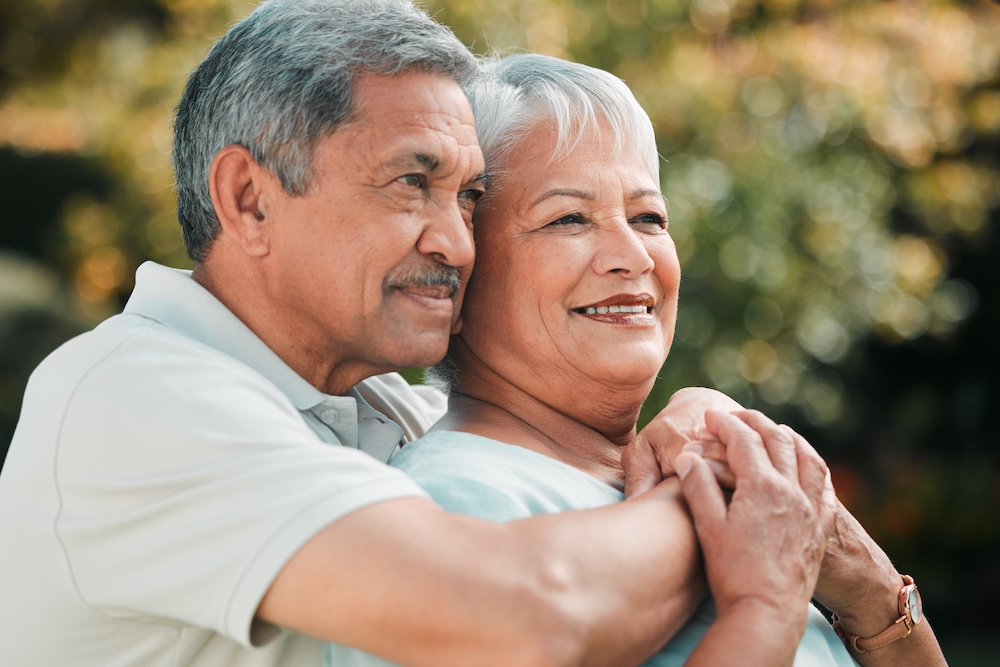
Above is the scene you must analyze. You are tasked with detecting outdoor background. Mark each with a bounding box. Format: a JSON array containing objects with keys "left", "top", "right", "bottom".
[{"left": 0, "top": 0, "right": 997, "bottom": 662}]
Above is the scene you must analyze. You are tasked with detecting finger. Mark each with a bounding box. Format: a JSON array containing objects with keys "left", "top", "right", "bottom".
[
  {"left": 783, "top": 425, "right": 829, "bottom": 507},
  {"left": 623, "top": 436, "right": 664, "bottom": 499},
  {"left": 818, "top": 468, "right": 838, "bottom": 539},
  {"left": 675, "top": 452, "right": 727, "bottom": 537},
  {"left": 687, "top": 437, "right": 725, "bottom": 462},
  {"left": 735, "top": 410, "right": 798, "bottom": 480},
  {"left": 703, "top": 409, "right": 770, "bottom": 479},
  {"left": 683, "top": 441, "right": 736, "bottom": 490}
]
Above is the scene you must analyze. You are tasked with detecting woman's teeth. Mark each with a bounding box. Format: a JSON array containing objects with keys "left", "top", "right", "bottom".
[{"left": 580, "top": 305, "right": 649, "bottom": 315}]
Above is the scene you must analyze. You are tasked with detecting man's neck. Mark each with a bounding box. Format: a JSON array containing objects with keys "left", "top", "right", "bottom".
[{"left": 191, "top": 260, "right": 376, "bottom": 396}]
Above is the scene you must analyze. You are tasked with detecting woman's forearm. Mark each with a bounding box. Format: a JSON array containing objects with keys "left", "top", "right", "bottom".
[
  {"left": 815, "top": 502, "right": 948, "bottom": 667},
  {"left": 683, "top": 598, "right": 806, "bottom": 667}
]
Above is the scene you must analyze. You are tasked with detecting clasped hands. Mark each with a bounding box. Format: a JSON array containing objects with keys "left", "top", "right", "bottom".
[{"left": 624, "top": 388, "right": 904, "bottom": 643}]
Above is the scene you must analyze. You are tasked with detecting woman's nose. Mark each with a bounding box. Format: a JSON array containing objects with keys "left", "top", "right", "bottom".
[{"left": 592, "top": 221, "right": 655, "bottom": 277}]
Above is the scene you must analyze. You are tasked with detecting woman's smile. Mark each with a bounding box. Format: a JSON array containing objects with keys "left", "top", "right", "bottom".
[{"left": 571, "top": 293, "right": 655, "bottom": 323}]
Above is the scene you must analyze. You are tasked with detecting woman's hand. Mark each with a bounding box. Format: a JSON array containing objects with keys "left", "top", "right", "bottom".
[
  {"left": 674, "top": 409, "right": 838, "bottom": 667},
  {"left": 684, "top": 415, "right": 948, "bottom": 667},
  {"left": 623, "top": 388, "right": 740, "bottom": 498},
  {"left": 677, "top": 409, "right": 837, "bottom": 615}
]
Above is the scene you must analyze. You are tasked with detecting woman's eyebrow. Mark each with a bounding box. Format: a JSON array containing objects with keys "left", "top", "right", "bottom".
[
  {"left": 530, "top": 188, "right": 596, "bottom": 208},
  {"left": 628, "top": 188, "right": 663, "bottom": 200}
]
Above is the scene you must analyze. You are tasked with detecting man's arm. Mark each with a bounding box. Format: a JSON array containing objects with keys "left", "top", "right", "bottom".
[{"left": 258, "top": 478, "right": 702, "bottom": 667}]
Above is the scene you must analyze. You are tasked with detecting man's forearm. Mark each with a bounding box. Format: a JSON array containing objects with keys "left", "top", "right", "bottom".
[
  {"left": 509, "top": 477, "right": 704, "bottom": 667},
  {"left": 259, "top": 479, "right": 703, "bottom": 667}
]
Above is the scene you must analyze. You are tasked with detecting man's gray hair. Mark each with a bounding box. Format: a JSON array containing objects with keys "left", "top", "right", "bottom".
[
  {"left": 426, "top": 53, "right": 661, "bottom": 394},
  {"left": 172, "top": 0, "right": 477, "bottom": 261}
]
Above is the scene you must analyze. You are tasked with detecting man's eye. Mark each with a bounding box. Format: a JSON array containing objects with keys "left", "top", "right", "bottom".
[
  {"left": 397, "top": 174, "right": 426, "bottom": 188},
  {"left": 630, "top": 213, "right": 667, "bottom": 229},
  {"left": 459, "top": 188, "right": 485, "bottom": 203}
]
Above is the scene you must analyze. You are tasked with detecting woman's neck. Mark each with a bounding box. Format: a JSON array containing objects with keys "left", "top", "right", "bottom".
[{"left": 431, "top": 342, "right": 650, "bottom": 490}]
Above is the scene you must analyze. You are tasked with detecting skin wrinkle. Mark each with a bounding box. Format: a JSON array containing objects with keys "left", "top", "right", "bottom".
[
  {"left": 197, "top": 70, "right": 485, "bottom": 396},
  {"left": 443, "top": 117, "right": 679, "bottom": 487},
  {"left": 499, "top": 164, "right": 668, "bottom": 394}
]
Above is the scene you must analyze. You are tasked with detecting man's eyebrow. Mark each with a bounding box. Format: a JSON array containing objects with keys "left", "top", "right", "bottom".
[
  {"left": 385, "top": 152, "right": 441, "bottom": 172},
  {"left": 466, "top": 173, "right": 489, "bottom": 188},
  {"left": 414, "top": 153, "right": 440, "bottom": 170},
  {"left": 530, "top": 188, "right": 596, "bottom": 208}
]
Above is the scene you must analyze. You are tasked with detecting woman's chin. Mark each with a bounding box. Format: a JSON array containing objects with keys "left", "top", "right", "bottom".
[{"left": 583, "top": 354, "right": 664, "bottom": 391}]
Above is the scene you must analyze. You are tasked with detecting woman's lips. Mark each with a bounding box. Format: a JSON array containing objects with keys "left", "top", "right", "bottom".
[{"left": 571, "top": 293, "right": 655, "bottom": 316}]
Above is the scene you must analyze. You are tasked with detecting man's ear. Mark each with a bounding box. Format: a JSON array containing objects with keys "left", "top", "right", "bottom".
[{"left": 208, "top": 144, "right": 273, "bottom": 258}]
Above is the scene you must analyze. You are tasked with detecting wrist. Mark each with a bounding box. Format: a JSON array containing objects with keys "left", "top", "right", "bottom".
[
  {"left": 815, "top": 503, "right": 900, "bottom": 633},
  {"left": 718, "top": 596, "right": 809, "bottom": 656},
  {"left": 833, "top": 575, "right": 924, "bottom": 654},
  {"left": 826, "top": 571, "right": 900, "bottom": 638}
]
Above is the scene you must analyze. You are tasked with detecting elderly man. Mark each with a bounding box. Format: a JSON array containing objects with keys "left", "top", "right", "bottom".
[{"left": 0, "top": 1, "right": 727, "bottom": 666}]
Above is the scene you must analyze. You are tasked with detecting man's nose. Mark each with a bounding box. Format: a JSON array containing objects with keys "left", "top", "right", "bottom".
[
  {"left": 593, "top": 221, "right": 655, "bottom": 278},
  {"left": 416, "top": 198, "right": 475, "bottom": 269}
]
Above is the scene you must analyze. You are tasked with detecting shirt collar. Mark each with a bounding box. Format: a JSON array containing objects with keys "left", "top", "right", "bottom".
[{"left": 122, "top": 262, "right": 404, "bottom": 459}]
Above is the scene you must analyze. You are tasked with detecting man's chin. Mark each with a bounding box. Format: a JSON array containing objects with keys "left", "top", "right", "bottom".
[{"left": 373, "top": 333, "right": 452, "bottom": 374}]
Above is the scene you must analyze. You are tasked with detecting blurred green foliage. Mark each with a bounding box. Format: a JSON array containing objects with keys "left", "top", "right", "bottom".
[{"left": 1, "top": 0, "right": 998, "bottom": 655}]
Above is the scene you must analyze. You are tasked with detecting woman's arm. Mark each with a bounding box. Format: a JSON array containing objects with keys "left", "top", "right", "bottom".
[
  {"left": 813, "top": 501, "right": 947, "bottom": 667},
  {"left": 674, "top": 410, "right": 838, "bottom": 667},
  {"left": 666, "top": 411, "right": 948, "bottom": 667}
]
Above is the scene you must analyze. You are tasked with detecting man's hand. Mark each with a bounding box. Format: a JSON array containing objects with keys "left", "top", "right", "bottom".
[{"left": 624, "top": 388, "right": 741, "bottom": 498}]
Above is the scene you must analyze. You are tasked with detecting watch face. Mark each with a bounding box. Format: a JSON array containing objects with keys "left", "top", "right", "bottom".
[{"left": 907, "top": 587, "right": 922, "bottom": 625}]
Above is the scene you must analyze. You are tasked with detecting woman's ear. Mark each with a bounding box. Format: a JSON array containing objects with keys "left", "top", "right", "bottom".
[{"left": 208, "top": 144, "right": 272, "bottom": 258}]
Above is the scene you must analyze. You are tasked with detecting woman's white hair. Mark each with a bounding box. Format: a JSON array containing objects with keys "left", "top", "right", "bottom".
[
  {"left": 426, "top": 53, "right": 661, "bottom": 394},
  {"left": 468, "top": 53, "right": 660, "bottom": 186}
]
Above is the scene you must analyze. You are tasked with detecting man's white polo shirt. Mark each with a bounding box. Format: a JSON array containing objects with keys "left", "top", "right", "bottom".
[{"left": 0, "top": 262, "right": 445, "bottom": 667}]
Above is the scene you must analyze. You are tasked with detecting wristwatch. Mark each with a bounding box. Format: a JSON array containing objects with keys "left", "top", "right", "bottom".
[{"left": 832, "top": 575, "right": 922, "bottom": 653}]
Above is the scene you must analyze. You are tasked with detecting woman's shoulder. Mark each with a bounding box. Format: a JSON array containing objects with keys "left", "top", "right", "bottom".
[{"left": 389, "top": 430, "right": 623, "bottom": 521}]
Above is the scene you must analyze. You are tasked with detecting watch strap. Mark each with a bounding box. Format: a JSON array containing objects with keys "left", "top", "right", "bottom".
[{"left": 832, "top": 575, "right": 918, "bottom": 654}]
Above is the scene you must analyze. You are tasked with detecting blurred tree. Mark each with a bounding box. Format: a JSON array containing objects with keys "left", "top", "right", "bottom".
[{"left": 1, "top": 0, "right": 998, "bottom": 656}]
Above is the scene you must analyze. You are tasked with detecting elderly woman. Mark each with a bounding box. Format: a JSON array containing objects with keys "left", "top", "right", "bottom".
[{"left": 325, "top": 55, "right": 946, "bottom": 667}]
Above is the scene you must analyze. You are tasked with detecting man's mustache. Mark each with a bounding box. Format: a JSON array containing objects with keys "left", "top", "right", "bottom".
[{"left": 383, "top": 263, "right": 463, "bottom": 296}]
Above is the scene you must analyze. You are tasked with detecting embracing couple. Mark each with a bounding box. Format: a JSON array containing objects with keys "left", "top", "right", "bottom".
[{"left": 0, "top": 2, "right": 947, "bottom": 667}]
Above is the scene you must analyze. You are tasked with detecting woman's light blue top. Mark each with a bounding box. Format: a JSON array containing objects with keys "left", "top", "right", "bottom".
[{"left": 323, "top": 430, "right": 858, "bottom": 667}]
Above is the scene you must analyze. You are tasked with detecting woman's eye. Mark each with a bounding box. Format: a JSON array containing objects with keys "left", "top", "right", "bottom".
[
  {"left": 631, "top": 213, "right": 667, "bottom": 229},
  {"left": 548, "top": 213, "right": 585, "bottom": 226}
]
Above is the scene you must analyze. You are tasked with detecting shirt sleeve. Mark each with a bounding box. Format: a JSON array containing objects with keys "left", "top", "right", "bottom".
[{"left": 53, "top": 333, "right": 428, "bottom": 648}]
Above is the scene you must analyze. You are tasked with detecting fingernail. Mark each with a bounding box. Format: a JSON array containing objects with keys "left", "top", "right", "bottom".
[
  {"left": 706, "top": 459, "right": 725, "bottom": 477},
  {"left": 683, "top": 443, "right": 703, "bottom": 456},
  {"left": 675, "top": 454, "right": 693, "bottom": 479}
]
